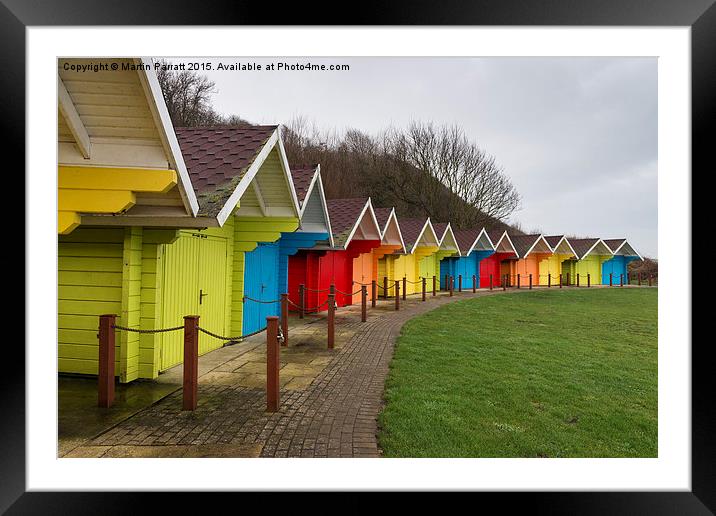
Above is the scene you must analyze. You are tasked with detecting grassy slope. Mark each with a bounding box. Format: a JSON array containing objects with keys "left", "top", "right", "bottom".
[{"left": 378, "top": 288, "right": 658, "bottom": 457}]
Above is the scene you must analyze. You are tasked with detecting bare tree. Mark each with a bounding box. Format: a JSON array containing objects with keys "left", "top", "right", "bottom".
[
  {"left": 384, "top": 121, "right": 521, "bottom": 228},
  {"left": 155, "top": 59, "right": 249, "bottom": 127}
]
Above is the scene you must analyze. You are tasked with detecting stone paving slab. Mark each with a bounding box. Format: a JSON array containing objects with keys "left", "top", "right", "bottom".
[{"left": 74, "top": 288, "right": 524, "bottom": 458}]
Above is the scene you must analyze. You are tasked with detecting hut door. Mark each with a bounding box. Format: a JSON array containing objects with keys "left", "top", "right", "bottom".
[
  {"left": 159, "top": 232, "right": 228, "bottom": 371},
  {"left": 197, "top": 236, "right": 228, "bottom": 355},
  {"left": 243, "top": 242, "right": 280, "bottom": 335}
]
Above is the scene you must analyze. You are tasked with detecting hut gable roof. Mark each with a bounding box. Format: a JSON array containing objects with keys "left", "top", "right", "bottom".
[
  {"left": 508, "top": 234, "right": 551, "bottom": 258},
  {"left": 326, "top": 197, "right": 380, "bottom": 249},
  {"left": 374, "top": 207, "right": 406, "bottom": 251},
  {"left": 603, "top": 238, "right": 643, "bottom": 260},
  {"left": 398, "top": 217, "right": 438, "bottom": 253},
  {"left": 290, "top": 164, "right": 320, "bottom": 208},
  {"left": 567, "top": 238, "right": 612, "bottom": 259},
  {"left": 454, "top": 228, "right": 494, "bottom": 255},
  {"left": 544, "top": 235, "right": 577, "bottom": 256},
  {"left": 489, "top": 230, "right": 517, "bottom": 254},
  {"left": 175, "top": 125, "right": 299, "bottom": 224},
  {"left": 373, "top": 207, "right": 394, "bottom": 233}
]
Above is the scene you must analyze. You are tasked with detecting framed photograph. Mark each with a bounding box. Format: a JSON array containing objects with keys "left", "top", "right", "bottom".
[{"left": 8, "top": 0, "right": 707, "bottom": 511}]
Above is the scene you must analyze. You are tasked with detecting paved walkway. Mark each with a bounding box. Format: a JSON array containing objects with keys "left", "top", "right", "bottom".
[{"left": 64, "top": 286, "right": 616, "bottom": 458}]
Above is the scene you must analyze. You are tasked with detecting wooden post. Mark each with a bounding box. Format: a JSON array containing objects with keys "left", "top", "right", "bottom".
[
  {"left": 432, "top": 276, "right": 436, "bottom": 297},
  {"left": 577, "top": 273, "right": 580, "bottom": 287},
  {"left": 422, "top": 277, "right": 426, "bottom": 302},
  {"left": 383, "top": 277, "right": 388, "bottom": 300},
  {"left": 458, "top": 274, "right": 462, "bottom": 292},
  {"left": 266, "top": 316, "right": 280, "bottom": 412},
  {"left": 490, "top": 274, "right": 493, "bottom": 291},
  {"left": 361, "top": 286, "right": 367, "bottom": 322},
  {"left": 609, "top": 273, "right": 613, "bottom": 287},
  {"left": 559, "top": 274, "right": 563, "bottom": 288},
  {"left": 472, "top": 274, "right": 476, "bottom": 293},
  {"left": 548, "top": 273, "right": 551, "bottom": 288},
  {"left": 97, "top": 314, "right": 116, "bottom": 408},
  {"left": 620, "top": 274, "right": 624, "bottom": 287},
  {"left": 182, "top": 315, "right": 199, "bottom": 411},
  {"left": 327, "top": 287, "right": 335, "bottom": 349},
  {"left": 395, "top": 281, "right": 400, "bottom": 311},
  {"left": 638, "top": 272, "right": 642, "bottom": 286},
  {"left": 402, "top": 276, "right": 407, "bottom": 300},
  {"left": 298, "top": 284, "right": 305, "bottom": 319},
  {"left": 587, "top": 273, "right": 591, "bottom": 288},
  {"left": 371, "top": 280, "right": 377, "bottom": 307},
  {"left": 648, "top": 274, "right": 653, "bottom": 287},
  {"left": 529, "top": 274, "right": 532, "bottom": 290},
  {"left": 517, "top": 274, "right": 521, "bottom": 289},
  {"left": 449, "top": 276, "right": 454, "bottom": 297},
  {"left": 566, "top": 272, "right": 571, "bottom": 287},
  {"left": 280, "top": 294, "right": 289, "bottom": 347},
  {"left": 502, "top": 274, "right": 506, "bottom": 291}
]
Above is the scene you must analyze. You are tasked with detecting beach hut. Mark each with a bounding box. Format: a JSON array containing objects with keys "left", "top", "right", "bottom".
[
  {"left": 173, "top": 126, "right": 300, "bottom": 340},
  {"left": 288, "top": 198, "right": 382, "bottom": 310},
  {"left": 504, "top": 234, "right": 553, "bottom": 287},
  {"left": 479, "top": 230, "right": 518, "bottom": 287},
  {"left": 58, "top": 59, "right": 301, "bottom": 382},
  {"left": 358, "top": 207, "right": 406, "bottom": 303},
  {"left": 441, "top": 228, "right": 495, "bottom": 289},
  {"left": 378, "top": 217, "right": 440, "bottom": 296},
  {"left": 431, "top": 223, "right": 461, "bottom": 289},
  {"left": 538, "top": 235, "right": 577, "bottom": 285},
  {"left": 601, "top": 239, "right": 643, "bottom": 285},
  {"left": 561, "top": 238, "right": 614, "bottom": 285},
  {"left": 58, "top": 57, "right": 201, "bottom": 382},
  {"left": 278, "top": 164, "right": 333, "bottom": 313}
]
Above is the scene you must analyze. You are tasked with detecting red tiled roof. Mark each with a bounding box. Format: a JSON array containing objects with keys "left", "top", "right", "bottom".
[
  {"left": 373, "top": 207, "right": 394, "bottom": 233},
  {"left": 326, "top": 198, "right": 370, "bottom": 248},
  {"left": 398, "top": 217, "right": 431, "bottom": 251},
  {"left": 290, "top": 164, "right": 319, "bottom": 208},
  {"left": 453, "top": 228, "right": 483, "bottom": 255},
  {"left": 508, "top": 234, "right": 544, "bottom": 258},
  {"left": 175, "top": 125, "right": 277, "bottom": 216},
  {"left": 602, "top": 238, "right": 627, "bottom": 253}
]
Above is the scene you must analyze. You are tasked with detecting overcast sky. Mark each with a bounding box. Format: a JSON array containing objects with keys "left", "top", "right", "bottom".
[{"left": 168, "top": 57, "right": 657, "bottom": 258}]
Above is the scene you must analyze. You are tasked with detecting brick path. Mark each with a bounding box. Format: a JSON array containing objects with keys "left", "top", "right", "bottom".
[{"left": 75, "top": 288, "right": 540, "bottom": 458}]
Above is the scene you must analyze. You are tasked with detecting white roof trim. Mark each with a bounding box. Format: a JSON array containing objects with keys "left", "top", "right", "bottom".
[
  {"left": 547, "top": 235, "right": 578, "bottom": 257},
  {"left": 410, "top": 218, "right": 439, "bottom": 254},
  {"left": 275, "top": 127, "right": 302, "bottom": 218},
  {"left": 465, "top": 228, "right": 495, "bottom": 255},
  {"left": 579, "top": 238, "right": 612, "bottom": 260},
  {"left": 340, "top": 198, "right": 382, "bottom": 250},
  {"left": 305, "top": 168, "right": 334, "bottom": 248},
  {"left": 609, "top": 239, "right": 644, "bottom": 261},
  {"left": 438, "top": 223, "right": 461, "bottom": 256},
  {"left": 137, "top": 57, "right": 199, "bottom": 217},
  {"left": 382, "top": 208, "right": 407, "bottom": 254},
  {"left": 215, "top": 129, "right": 300, "bottom": 226},
  {"left": 493, "top": 231, "right": 517, "bottom": 255},
  {"left": 522, "top": 234, "right": 552, "bottom": 258}
]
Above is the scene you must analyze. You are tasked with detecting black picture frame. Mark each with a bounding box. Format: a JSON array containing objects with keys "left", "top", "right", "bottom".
[{"left": 5, "top": 0, "right": 708, "bottom": 512}]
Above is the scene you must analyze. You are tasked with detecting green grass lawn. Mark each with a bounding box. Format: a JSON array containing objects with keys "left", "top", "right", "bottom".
[{"left": 378, "top": 288, "right": 657, "bottom": 458}]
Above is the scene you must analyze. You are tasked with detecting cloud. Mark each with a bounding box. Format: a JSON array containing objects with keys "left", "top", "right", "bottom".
[{"left": 167, "top": 56, "right": 658, "bottom": 257}]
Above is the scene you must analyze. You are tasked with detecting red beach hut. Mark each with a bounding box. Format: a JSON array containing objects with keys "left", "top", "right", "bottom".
[{"left": 288, "top": 197, "right": 381, "bottom": 311}]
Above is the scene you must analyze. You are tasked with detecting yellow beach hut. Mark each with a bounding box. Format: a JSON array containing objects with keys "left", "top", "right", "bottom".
[
  {"left": 378, "top": 216, "right": 440, "bottom": 296},
  {"left": 539, "top": 235, "right": 578, "bottom": 285},
  {"left": 561, "top": 238, "right": 614, "bottom": 285},
  {"left": 58, "top": 58, "right": 300, "bottom": 383}
]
